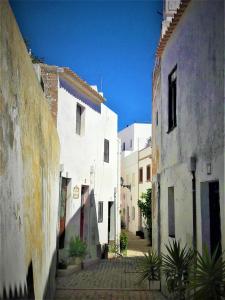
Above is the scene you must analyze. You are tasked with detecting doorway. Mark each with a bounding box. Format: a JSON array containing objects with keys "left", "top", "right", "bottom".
[
  {"left": 59, "top": 177, "right": 71, "bottom": 249},
  {"left": 80, "top": 185, "right": 89, "bottom": 241},
  {"left": 108, "top": 201, "right": 114, "bottom": 242},
  {"left": 201, "top": 180, "right": 221, "bottom": 257},
  {"left": 209, "top": 181, "right": 221, "bottom": 257}
]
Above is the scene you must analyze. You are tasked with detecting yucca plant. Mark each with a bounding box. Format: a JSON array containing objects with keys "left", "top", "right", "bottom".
[
  {"left": 189, "top": 246, "right": 225, "bottom": 299},
  {"left": 162, "top": 240, "right": 194, "bottom": 299},
  {"left": 136, "top": 250, "right": 161, "bottom": 290}
]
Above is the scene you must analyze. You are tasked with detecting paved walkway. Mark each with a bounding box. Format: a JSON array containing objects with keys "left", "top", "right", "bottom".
[{"left": 55, "top": 232, "right": 165, "bottom": 299}]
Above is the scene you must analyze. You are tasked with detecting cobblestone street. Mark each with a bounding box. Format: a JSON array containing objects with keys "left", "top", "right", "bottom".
[{"left": 55, "top": 233, "right": 166, "bottom": 299}]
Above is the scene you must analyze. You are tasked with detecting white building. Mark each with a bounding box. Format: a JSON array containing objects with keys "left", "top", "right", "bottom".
[
  {"left": 40, "top": 64, "right": 121, "bottom": 259},
  {"left": 118, "top": 124, "right": 152, "bottom": 236},
  {"left": 152, "top": 0, "right": 224, "bottom": 294}
]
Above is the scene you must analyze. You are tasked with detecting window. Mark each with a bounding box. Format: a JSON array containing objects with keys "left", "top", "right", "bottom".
[
  {"left": 168, "top": 66, "right": 177, "bottom": 132},
  {"left": 156, "top": 111, "right": 158, "bottom": 126},
  {"left": 130, "top": 139, "right": 132, "bottom": 148},
  {"left": 132, "top": 207, "right": 135, "bottom": 220},
  {"left": 98, "top": 201, "right": 103, "bottom": 223},
  {"left": 104, "top": 139, "right": 109, "bottom": 163},
  {"left": 76, "top": 103, "right": 85, "bottom": 135},
  {"left": 139, "top": 168, "right": 143, "bottom": 183},
  {"left": 146, "top": 165, "right": 151, "bottom": 181},
  {"left": 168, "top": 187, "right": 175, "bottom": 237},
  {"left": 122, "top": 142, "right": 125, "bottom": 151}
]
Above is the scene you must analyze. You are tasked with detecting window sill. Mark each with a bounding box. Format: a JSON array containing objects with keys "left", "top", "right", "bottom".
[
  {"left": 167, "top": 125, "right": 177, "bottom": 134},
  {"left": 169, "top": 234, "right": 175, "bottom": 238}
]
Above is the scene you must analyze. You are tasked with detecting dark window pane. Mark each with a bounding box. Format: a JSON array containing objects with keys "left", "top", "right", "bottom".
[
  {"left": 104, "top": 139, "right": 109, "bottom": 163},
  {"left": 98, "top": 201, "right": 103, "bottom": 223},
  {"left": 168, "top": 187, "right": 175, "bottom": 237}
]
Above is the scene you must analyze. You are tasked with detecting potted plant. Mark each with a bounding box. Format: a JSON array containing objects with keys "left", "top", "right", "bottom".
[
  {"left": 162, "top": 240, "right": 194, "bottom": 299},
  {"left": 120, "top": 231, "right": 128, "bottom": 256},
  {"left": 68, "top": 236, "right": 87, "bottom": 265},
  {"left": 188, "top": 246, "right": 225, "bottom": 299},
  {"left": 136, "top": 250, "right": 161, "bottom": 290}
]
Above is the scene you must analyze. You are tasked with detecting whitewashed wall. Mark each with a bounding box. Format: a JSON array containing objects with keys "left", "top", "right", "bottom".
[{"left": 57, "top": 82, "right": 119, "bottom": 257}]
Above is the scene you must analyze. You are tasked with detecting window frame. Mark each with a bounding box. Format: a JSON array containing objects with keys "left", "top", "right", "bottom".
[
  {"left": 76, "top": 103, "right": 85, "bottom": 135},
  {"left": 146, "top": 165, "right": 151, "bottom": 182},
  {"left": 98, "top": 201, "right": 103, "bottom": 223},
  {"left": 168, "top": 186, "right": 175, "bottom": 238},
  {"left": 139, "top": 167, "right": 143, "bottom": 183},
  {"left": 167, "top": 65, "right": 177, "bottom": 133},
  {"left": 104, "top": 139, "right": 109, "bottom": 163}
]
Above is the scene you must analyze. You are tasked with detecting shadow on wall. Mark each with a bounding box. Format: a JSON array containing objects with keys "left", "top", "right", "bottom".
[
  {"left": 1, "top": 190, "right": 101, "bottom": 300},
  {"left": 59, "top": 188, "right": 101, "bottom": 260},
  {"left": 1, "top": 247, "right": 58, "bottom": 300}
]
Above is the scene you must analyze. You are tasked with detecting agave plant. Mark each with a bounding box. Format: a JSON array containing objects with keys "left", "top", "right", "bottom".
[
  {"left": 162, "top": 240, "right": 194, "bottom": 299},
  {"left": 136, "top": 250, "right": 161, "bottom": 290},
  {"left": 189, "top": 246, "right": 225, "bottom": 299}
]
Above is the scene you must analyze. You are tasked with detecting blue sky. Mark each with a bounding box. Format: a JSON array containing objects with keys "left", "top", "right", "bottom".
[{"left": 10, "top": 0, "right": 162, "bottom": 131}]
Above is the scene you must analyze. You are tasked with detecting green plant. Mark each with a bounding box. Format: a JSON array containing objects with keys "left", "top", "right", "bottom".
[
  {"left": 189, "top": 246, "right": 225, "bottom": 299},
  {"left": 68, "top": 236, "right": 87, "bottom": 258},
  {"left": 162, "top": 240, "right": 194, "bottom": 299},
  {"left": 120, "top": 231, "right": 128, "bottom": 252},
  {"left": 137, "top": 250, "right": 161, "bottom": 290},
  {"left": 138, "top": 188, "right": 152, "bottom": 244}
]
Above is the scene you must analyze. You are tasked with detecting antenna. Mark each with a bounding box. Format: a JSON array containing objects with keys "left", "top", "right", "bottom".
[{"left": 100, "top": 76, "right": 103, "bottom": 92}]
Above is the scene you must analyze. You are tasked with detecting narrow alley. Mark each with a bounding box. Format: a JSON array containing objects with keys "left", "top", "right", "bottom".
[{"left": 55, "top": 232, "right": 165, "bottom": 300}]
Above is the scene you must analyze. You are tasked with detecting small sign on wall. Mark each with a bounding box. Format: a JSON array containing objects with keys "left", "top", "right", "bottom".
[{"left": 73, "top": 185, "right": 79, "bottom": 199}]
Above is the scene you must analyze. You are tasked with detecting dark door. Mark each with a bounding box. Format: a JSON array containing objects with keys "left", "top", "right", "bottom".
[
  {"left": 80, "top": 185, "right": 89, "bottom": 241},
  {"left": 209, "top": 181, "right": 221, "bottom": 257},
  {"left": 108, "top": 202, "right": 113, "bottom": 242},
  {"left": 59, "top": 177, "right": 69, "bottom": 248}
]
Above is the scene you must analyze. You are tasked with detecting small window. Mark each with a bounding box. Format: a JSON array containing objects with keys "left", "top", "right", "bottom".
[
  {"left": 76, "top": 103, "right": 85, "bottom": 135},
  {"left": 168, "top": 187, "right": 175, "bottom": 237},
  {"left": 139, "top": 168, "right": 143, "bottom": 183},
  {"left": 130, "top": 139, "right": 132, "bottom": 148},
  {"left": 98, "top": 201, "right": 103, "bottom": 223},
  {"left": 146, "top": 165, "right": 151, "bottom": 181},
  {"left": 168, "top": 66, "right": 177, "bottom": 132},
  {"left": 122, "top": 142, "right": 125, "bottom": 151},
  {"left": 132, "top": 207, "right": 135, "bottom": 220},
  {"left": 104, "top": 139, "right": 109, "bottom": 163},
  {"left": 156, "top": 111, "right": 158, "bottom": 126}
]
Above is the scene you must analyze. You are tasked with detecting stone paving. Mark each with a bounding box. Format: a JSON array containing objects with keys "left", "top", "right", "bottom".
[{"left": 55, "top": 232, "right": 166, "bottom": 299}]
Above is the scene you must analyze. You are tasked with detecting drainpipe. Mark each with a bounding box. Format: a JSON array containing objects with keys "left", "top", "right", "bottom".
[{"left": 190, "top": 156, "right": 197, "bottom": 251}]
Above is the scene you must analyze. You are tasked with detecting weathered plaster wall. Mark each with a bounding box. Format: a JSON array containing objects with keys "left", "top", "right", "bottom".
[
  {"left": 152, "top": 0, "right": 224, "bottom": 292},
  {"left": 0, "top": 2, "right": 60, "bottom": 299}
]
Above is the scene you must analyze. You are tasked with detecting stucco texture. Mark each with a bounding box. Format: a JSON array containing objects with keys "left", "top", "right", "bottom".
[{"left": 0, "top": 2, "right": 60, "bottom": 299}]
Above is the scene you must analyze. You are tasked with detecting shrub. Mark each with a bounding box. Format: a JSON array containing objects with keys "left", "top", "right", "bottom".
[
  {"left": 162, "top": 240, "right": 194, "bottom": 300},
  {"left": 189, "top": 246, "right": 225, "bottom": 299},
  {"left": 120, "top": 231, "right": 128, "bottom": 252},
  {"left": 68, "top": 236, "right": 87, "bottom": 258},
  {"left": 137, "top": 250, "right": 161, "bottom": 289},
  {"left": 138, "top": 188, "right": 152, "bottom": 244}
]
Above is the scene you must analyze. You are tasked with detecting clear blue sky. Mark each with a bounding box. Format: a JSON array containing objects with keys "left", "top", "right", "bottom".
[{"left": 10, "top": 0, "right": 162, "bottom": 131}]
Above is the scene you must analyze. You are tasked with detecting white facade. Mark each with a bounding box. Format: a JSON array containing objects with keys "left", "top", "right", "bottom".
[
  {"left": 119, "top": 124, "right": 152, "bottom": 235},
  {"left": 118, "top": 123, "right": 152, "bottom": 157},
  {"left": 41, "top": 65, "right": 120, "bottom": 259}
]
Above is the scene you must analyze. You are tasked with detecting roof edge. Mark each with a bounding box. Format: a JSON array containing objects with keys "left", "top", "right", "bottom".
[{"left": 156, "top": 0, "right": 192, "bottom": 57}]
